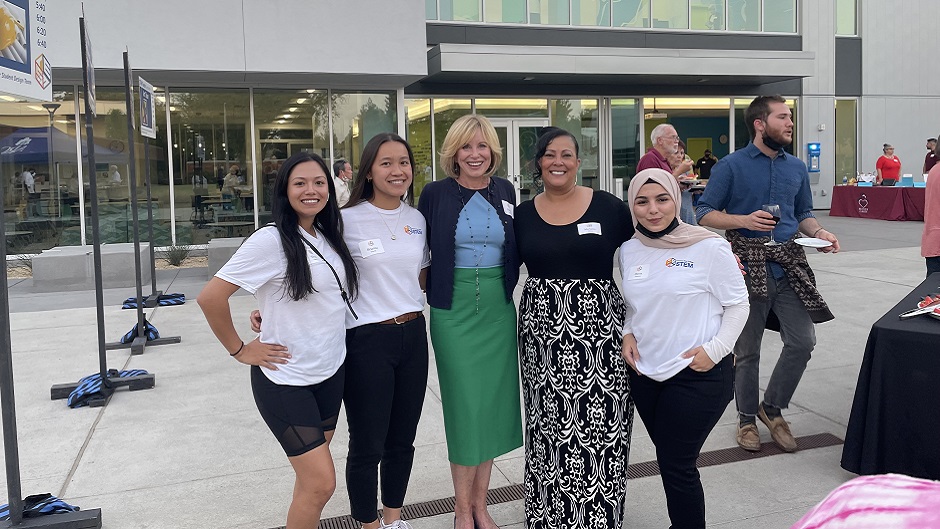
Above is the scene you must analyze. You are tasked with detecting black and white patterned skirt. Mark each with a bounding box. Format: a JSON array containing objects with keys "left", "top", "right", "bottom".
[{"left": 518, "top": 277, "right": 634, "bottom": 529}]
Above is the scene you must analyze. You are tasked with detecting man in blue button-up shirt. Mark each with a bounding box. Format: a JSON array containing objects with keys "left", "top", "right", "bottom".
[{"left": 696, "top": 95, "right": 839, "bottom": 454}]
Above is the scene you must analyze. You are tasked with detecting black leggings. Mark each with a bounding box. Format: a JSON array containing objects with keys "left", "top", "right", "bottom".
[
  {"left": 344, "top": 315, "right": 429, "bottom": 523},
  {"left": 250, "top": 365, "right": 344, "bottom": 457},
  {"left": 629, "top": 355, "right": 733, "bottom": 529}
]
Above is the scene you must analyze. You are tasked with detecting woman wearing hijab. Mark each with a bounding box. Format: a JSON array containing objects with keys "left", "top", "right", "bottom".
[
  {"left": 619, "top": 168, "right": 749, "bottom": 529},
  {"left": 515, "top": 127, "right": 635, "bottom": 529}
]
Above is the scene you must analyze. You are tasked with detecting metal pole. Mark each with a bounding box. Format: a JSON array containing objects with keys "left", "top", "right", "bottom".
[
  {"left": 0, "top": 151, "right": 23, "bottom": 526},
  {"left": 81, "top": 18, "right": 109, "bottom": 384},
  {"left": 144, "top": 138, "right": 157, "bottom": 295},
  {"left": 122, "top": 51, "right": 145, "bottom": 338}
]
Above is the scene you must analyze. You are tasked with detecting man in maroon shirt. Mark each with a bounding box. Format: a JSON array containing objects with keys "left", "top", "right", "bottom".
[
  {"left": 924, "top": 138, "right": 938, "bottom": 174},
  {"left": 638, "top": 123, "right": 693, "bottom": 177}
]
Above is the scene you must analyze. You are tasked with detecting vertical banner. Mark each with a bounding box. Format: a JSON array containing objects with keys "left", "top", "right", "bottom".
[
  {"left": 79, "top": 15, "right": 95, "bottom": 116},
  {"left": 139, "top": 76, "right": 156, "bottom": 139},
  {"left": 0, "top": 0, "right": 51, "bottom": 101}
]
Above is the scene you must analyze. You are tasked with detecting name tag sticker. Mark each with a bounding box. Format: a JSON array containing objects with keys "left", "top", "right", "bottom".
[
  {"left": 502, "top": 200, "right": 514, "bottom": 218},
  {"left": 358, "top": 239, "right": 385, "bottom": 258},
  {"left": 628, "top": 265, "right": 649, "bottom": 280},
  {"left": 577, "top": 222, "right": 602, "bottom": 236}
]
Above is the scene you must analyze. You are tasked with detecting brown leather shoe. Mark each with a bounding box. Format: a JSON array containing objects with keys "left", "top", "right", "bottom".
[
  {"left": 758, "top": 405, "right": 798, "bottom": 452},
  {"left": 736, "top": 423, "right": 761, "bottom": 452}
]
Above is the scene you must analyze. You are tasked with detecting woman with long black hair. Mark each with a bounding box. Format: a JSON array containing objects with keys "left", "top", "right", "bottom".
[{"left": 198, "top": 151, "right": 358, "bottom": 529}]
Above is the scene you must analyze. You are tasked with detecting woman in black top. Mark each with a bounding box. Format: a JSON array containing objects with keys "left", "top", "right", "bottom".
[{"left": 514, "top": 127, "right": 635, "bottom": 529}]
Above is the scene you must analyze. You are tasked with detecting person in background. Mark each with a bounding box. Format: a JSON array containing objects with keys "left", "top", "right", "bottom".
[
  {"left": 875, "top": 144, "right": 901, "bottom": 185},
  {"left": 197, "top": 152, "right": 359, "bottom": 528},
  {"left": 696, "top": 95, "right": 838, "bottom": 454},
  {"left": 922, "top": 135, "right": 940, "bottom": 277},
  {"left": 695, "top": 149, "right": 718, "bottom": 180},
  {"left": 109, "top": 164, "right": 122, "bottom": 184},
  {"left": 417, "top": 114, "right": 522, "bottom": 529},
  {"left": 332, "top": 158, "right": 353, "bottom": 206},
  {"left": 638, "top": 124, "right": 693, "bottom": 178},
  {"left": 620, "top": 168, "right": 749, "bottom": 529},
  {"left": 515, "top": 127, "right": 635, "bottom": 529},
  {"left": 669, "top": 140, "right": 697, "bottom": 225},
  {"left": 222, "top": 164, "right": 241, "bottom": 210},
  {"left": 924, "top": 138, "right": 938, "bottom": 174}
]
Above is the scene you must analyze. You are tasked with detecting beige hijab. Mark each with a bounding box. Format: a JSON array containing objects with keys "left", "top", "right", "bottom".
[{"left": 627, "top": 168, "right": 721, "bottom": 249}]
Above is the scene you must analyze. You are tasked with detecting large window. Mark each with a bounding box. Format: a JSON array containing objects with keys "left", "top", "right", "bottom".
[
  {"left": 836, "top": 0, "right": 856, "bottom": 36},
  {"left": 550, "top": 99, "right": 599, "bottom": 190},
  {"left": 763, "top": 0, "right": 796, "bottom": 33},
  {"left": 1, "top": 88, "right": 77, "bottom": 252},
  {"left": 529, "top": 0, "right": 570, "bottom": 25},
  {"left": 652, "top": 0, "right": 689, "bottom": 29},
  {"left": 614, "top": 0, "right": 650, "bottom": 27},
  {"left": 611, "top": 98, "right": 641, "bottom": 198},
  {"left": 405, "top": 99, "right": 434, "bottom": 197},
  {"left": 835, "top": 99, "right": 857, "bottom": 184},
  {"left": 167, "top": 89, "right": 251, "bottom": 245},
  {"left": 727, "top": 0, "right": 759, "bottom": 31},
  {"left": 331, "top": 91, "right": 398, "bottom": 177},
  {"left": 253, "top": 89, "right": 330, "bottom": 224},
  {"left": 484, "top": 0, "right": 526, "bottom": 22},
  {"left": 691, "top": 0, "right": 724, "bottom": 30},
  {"left": 441, "top": 0, "right": 482, "bottom": 21}
]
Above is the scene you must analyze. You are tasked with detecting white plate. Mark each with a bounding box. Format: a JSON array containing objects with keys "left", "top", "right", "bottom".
[{"left": 795, "top": 237, "right": 832, "bottom": 248}]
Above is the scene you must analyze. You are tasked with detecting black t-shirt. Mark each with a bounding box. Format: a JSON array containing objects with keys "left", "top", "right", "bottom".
[
  {"left": 696, "top": 156, "right": 717, "bottom": 179},
  {"left": 515, "top": 190, "right": 634, "bottom": 280}
]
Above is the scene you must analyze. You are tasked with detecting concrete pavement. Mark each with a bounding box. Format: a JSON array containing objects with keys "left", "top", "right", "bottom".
[{"left": 0, "top": 212, "right": 931, "bottom": 528}]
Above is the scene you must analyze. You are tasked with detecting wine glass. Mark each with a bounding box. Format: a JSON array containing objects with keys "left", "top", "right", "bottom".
[{"left": 762, "top": 204, "right": 781, "bottom": 246}]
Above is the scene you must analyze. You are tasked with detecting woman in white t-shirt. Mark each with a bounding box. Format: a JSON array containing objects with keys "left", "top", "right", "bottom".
[
  {"left": 197, "top": 151, "right": 359, "bottom": 528},
  {"left": 252, "top": 134, "right": 431, "bottom": 529},
  {"left": 340, "top": 133, "right": 430, "bottom": 529},
  {"left": 618, "top": 168, "right": 749, "bottom": 529}
]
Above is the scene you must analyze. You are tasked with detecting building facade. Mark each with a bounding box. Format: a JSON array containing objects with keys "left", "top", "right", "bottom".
[{"left": 2, "top": 0, "right": 937, "bottom": 251}]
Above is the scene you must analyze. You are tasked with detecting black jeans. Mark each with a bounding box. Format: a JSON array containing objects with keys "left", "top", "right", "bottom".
[
  {"left": 344, "top": 315, "right": 429, "bottom": 523},
  {"left": 629, "top": 355, "right": 733, "bottom": 529},
  {"left": 927, "top": 256, "right": 940, "bottom": 278}
]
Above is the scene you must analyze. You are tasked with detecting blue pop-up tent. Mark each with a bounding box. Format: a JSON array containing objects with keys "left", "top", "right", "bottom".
[{"left": 0, "top": 126, "right": 125, "bottom": 165}]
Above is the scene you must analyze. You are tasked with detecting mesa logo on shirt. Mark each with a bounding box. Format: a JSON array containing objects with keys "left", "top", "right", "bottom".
[
  {"left": 403, "top": 225, "right": 423, "bottom": 235},
  {"left": 665, "top": 257, "right": 694, "bottom": 268}
]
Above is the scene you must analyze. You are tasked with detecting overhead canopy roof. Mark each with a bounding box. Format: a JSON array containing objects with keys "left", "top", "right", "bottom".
[{"left": 423, "top": 44, "right": 816, "bottom": 88}]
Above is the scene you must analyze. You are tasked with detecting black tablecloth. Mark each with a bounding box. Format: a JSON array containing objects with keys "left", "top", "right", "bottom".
[{"left": 841, "top": 273, "right": 940, "bottom": 479}]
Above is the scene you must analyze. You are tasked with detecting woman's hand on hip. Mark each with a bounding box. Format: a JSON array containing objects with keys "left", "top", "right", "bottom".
[
  {"left": 249, "top": 310, "right": 262, "bottom": 333},
  {"left": 682, "top": 346, "right": 716, "bottom": 372},
  {"left": 235, "top": 337, "right": 290, "bottom": 370},
  {"left": 621, "top": 334, "right": 641, "bottom": 373}
]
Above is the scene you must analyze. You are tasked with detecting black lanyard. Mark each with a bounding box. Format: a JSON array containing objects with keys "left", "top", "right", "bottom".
[{"left": 300, "top": 235, "right": 358, "bottom": 320}]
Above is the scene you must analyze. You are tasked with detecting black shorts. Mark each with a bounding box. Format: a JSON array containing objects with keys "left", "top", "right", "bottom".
[{"left": 250, "top": 365, "right": 345, "bottom": 457}]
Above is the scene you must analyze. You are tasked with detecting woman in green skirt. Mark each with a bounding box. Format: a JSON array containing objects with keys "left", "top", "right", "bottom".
[{"left": 417, "top": 114, "right": 522, "bottom": 529}]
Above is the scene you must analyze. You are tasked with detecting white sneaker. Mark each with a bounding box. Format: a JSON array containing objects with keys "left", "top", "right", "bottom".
[{"left": 381, "top": 519, "right": 414, "bottom": 529}]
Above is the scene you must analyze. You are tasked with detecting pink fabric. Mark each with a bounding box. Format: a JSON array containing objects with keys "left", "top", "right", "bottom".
[
  {"left": 923, "top": 164, "right": 940, "bottom": 257},
  {"left": 791, "top": 474, "right": 940, "bottom": 529}
]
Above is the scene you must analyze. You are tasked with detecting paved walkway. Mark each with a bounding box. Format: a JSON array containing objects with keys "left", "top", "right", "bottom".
[{"left": 0, "top": 213, "right": 930, "bottom": 528}]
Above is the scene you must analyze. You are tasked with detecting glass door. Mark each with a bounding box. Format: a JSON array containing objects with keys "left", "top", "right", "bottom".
[{"left": 490, "top": 118, "right": 550, "bottom": 203}]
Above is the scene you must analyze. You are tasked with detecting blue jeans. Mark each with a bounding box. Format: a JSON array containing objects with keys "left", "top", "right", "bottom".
[
  {"left": 680, "top": 189, "right": 697, "bottom": 225},
  {"left": 734, "top": 273, "right": 815, "bottom": 419}
]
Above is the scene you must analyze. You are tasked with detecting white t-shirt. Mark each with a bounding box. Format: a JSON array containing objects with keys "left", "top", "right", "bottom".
[
  {"left": 22, "top": 171, "right": 35, "bottom": 193},
  {"left": 333, "top": 177, "right": 351, "bottom": 206},
  {"left": 619, "top": 237, "right": 748, "bottom": 382},
  {"left": 216, "top": 225, "right": 348, "bottom": 386},
  {"left": 342, "top": 201, "right": 430, "bottom": 328}
]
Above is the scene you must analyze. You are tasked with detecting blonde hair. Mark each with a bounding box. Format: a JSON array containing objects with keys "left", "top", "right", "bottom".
[{"left": 439, "top": 114, "right": 503, "bottom": 178}]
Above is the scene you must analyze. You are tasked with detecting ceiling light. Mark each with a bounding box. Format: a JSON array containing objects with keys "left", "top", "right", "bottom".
[
  {"left": 305, "top": 89, "right": 316, "bottom": 94},
  {"left": 288, "top": 107, "right": 299, "bottom": 112},
  {"left": 0, "top": 95, "right": 16, "bottom": 101},
  {"left": 296, "top": 98, "right": 307, "bottom": 104}
]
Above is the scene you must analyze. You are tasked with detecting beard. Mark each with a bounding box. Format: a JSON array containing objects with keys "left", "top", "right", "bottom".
[{"left": 762, "top": 128, "right": 792, "bottom": 151}]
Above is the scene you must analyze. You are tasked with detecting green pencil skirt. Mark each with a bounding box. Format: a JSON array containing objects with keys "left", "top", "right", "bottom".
[{"left": 429, "top": 266, "right": 523, "bottom": 466}]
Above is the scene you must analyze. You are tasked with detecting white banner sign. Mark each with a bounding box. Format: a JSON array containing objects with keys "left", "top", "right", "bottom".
[
  {"left": 139, "top": 76, "right": 156, "bottom": 139},
  {"left": 0, "top": 0, "right": 51, "bottom": 101}
]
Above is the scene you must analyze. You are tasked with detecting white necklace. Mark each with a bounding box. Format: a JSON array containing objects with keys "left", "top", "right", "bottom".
[{"left": 372, "top": 200, "right": 403, "bottom": 240}]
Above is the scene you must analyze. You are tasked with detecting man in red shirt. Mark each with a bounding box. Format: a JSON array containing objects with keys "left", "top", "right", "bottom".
[{"left": 924, "top": 138, "right": 938, "bottom": 174}]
